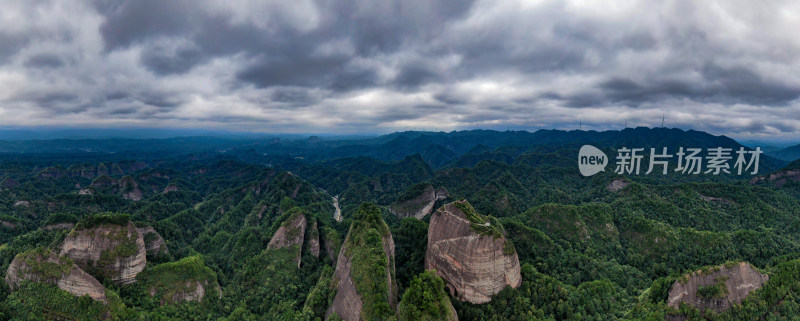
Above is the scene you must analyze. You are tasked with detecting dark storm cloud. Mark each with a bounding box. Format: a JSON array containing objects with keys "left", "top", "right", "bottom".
[
  {"left": 1, "top": 0, "right": 800, "bottom": 138},
  {"left": 24, "top": 53, "right": 65, "bottom": 68},
  {"left": 592, "top": 63, "right": 800, "bottom": 107},
  {"left": 140, "top": 46, "right": 205, "bottom": 75}
]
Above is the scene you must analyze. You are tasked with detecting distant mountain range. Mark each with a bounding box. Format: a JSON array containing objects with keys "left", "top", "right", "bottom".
[
  {"left": 0, "top": 127, "right": 790, "bottom": 173},
  {"left": 768, "top": 144, "right": 800, "bottom": 162}
]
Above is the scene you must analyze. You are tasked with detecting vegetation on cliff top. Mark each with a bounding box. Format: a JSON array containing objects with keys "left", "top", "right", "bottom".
[
  {"left": 398, "top": 270, "right": 454, "bottom": 321},
  {"left": 75, "top": 213, "right": 131, "bottom": 230},
  {"left": 138, "top": 255, "right": 219, "bottom": 304},
  {"left": 345, "top": 203, "right": 395, "bottom": 321}
]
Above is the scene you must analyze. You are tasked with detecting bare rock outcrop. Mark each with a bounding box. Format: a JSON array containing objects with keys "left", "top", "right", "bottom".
[
  {"left": 607, "top": 179, "right": 631, "bottom": 192},
  {"left": 162, "top": 185, "right": 179, "bottom": 194},
  {"left": 425, "top": 200, "right": 522, "bottom": 304},
  {"left": 667, "top": 262, "right": 768, "bottom": 314},
  {"left": 750, "top": 169, "right": 800, "bottom": 187},
  {"left": 39, "top": 167, "right": 66, "bottom": 179},
  {"left": 119, "top": 176, "right": 143, "bottom": 201},
  {"left": 267, "top": 213, "right": 307, "bottom": 267},
  {"left": 60, "top": 222, "right": 147, "bottom": 284},
  {"left": 5, "top": 248, "right": 108, "bottom": 303},
  {"left": 90, "top": 175, "right": 117, "bottom": 188},
  {"left": 141, "top": 256, "right": 221, "bottom": 306},
  {"left": 138, "top": 226, "right": 169, "bottom": 257},
  {"left": 390, "top": 185, "right": 447, "bottom": 219},
  {"left": 1, "top": 220, "right": 18, "bottom": 228},
  {"left": 309, "top": 220, "right": 321, "bottom": 258},
  {"left": 167, "top": 280, "right": 208, "bottom": 304},
  {"left": 328, "top": 203, "right": 398, "bottom": 321}
]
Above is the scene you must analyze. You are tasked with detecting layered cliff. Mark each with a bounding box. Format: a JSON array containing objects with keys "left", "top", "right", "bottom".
[
  {"left": 309, "top": 220, "right": 321, "bottom": 258},
  {"left": 425, "top": 200, "right": 521, "bottom": 304},
  {"left": 267, "top": 212, "right": 307, "bottom": 267},
  {"left": 60, "top": 217, "right": 147, "bottom": 284},
  {"left": 390, "top": 184, "right": 447, "bottom": 219},
  {"left": 5, "top": 247, "right": 108, "bottom": 303},
  {"left": 667, "top": 262, "right": 768, "bottom": 314},
  {"left": 327, "top": 203, "right": 398, "bottom": 321}
]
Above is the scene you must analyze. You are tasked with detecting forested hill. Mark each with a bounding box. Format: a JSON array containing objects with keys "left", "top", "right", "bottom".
[
  {"left": 769, "top": 142, "right": 800, "bottom": 162},
  {"left": 1, "top": 127, "right": 800, "bottom": 320}
]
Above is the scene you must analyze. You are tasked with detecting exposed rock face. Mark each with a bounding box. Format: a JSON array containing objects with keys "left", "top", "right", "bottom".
[
  {"left": 91, "top": 175, "right": 117, "bottom": 188},
  {"left": 328, "top": 204, "right": 398, "bottom": 321},
  {"left": 163, "top": 185, "right": 179, "bottom": 194},
  {"left": 667, "top": 262, "right": 768, "bottom": 314},
  {"left": 607, "top": 179, "right": 631, "bottom": 192},
  {"left": 390, "top": 185, "right": 448, "bottom": 219},
  {"left": 750, "top": 169, "right": 800, "bottom": 187},
  {"left": 13, "top": 200, "right": 30, "bottom": 207},
  {"left": 170, "top": 281, "right": 206, "bottom": 303},
  {"left": 5, "top": 248, "right": 108, "bottom": 303},
  {"left": 60, "top": 222, "right": 147, "bottom": 284},
  {"left": 267, "top": 213, "right": 307, "bottom": 267},
  {"left": 78, "top": 188, "right": 94, "bottom": 195},
  {"left": 119, "top": 176, "right": 143, "bottom": 201},
  {"left": 309, "top": 220, "right": 321, "bottom": 258},
  {"left": 698, "top": 193, "right": 732, "bottom": 204},
  {"left": 138, "top": 226, "right": 169, "bottom": 257},
  {"left": 1, "top": 221, "right": 17, "bottom": 228},
  {"left": 39, "top": 167, "right": 66, "bottom": 179},
  {"left": 142, "top": 256, "right": 221, "bottom": 306},
  {"left": 425, "top": 201, "right": 522, "bottom": 304},
  {"left": 322, "top": 226, "right": 342, "bottom": 263}
]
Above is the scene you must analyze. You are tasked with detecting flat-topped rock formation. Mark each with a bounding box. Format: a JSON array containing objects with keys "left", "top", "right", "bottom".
[
  {"left": 5, "top": 247, "right": 108, "bottom": 303},
  {"left": 425, "top": 200, "right": 521, "bottom": 304},
  {"left": 60, "top": 221, "right": 147, "bottom": 284},
  {"left": 667, "top": 262, "right": 768, "bottom": 314}
]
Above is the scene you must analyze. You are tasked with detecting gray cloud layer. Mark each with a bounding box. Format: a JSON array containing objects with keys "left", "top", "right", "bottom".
[{"left": 1, "top": 0, "right": 799, "bottom": 138}]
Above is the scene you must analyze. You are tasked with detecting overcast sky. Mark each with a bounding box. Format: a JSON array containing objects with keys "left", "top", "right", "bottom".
[{"left": 1, "top": 0, "right": 800, "bottom": 139}]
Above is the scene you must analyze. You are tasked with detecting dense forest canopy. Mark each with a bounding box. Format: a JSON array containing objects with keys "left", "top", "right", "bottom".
[{"left": 0, "top": 128, "right": 799, "bottom": 320}]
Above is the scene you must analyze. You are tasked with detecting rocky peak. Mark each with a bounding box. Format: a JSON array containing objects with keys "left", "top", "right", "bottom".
[
  {"left": 267, "top": 212, "right": 307, "bottom": 267},
  {"left": 140, "top": 256, "right": 221, "bottom": 306},
  {"left": 667, "top": 262, "right": 768, "bottom": 315},
  {"left": 119, "top": 176, "right": 143, "bottom": 201},
  {"left": 328, "top": 203, "right": 398, "bottom": 321},
  {"left": 5, "top": 247, "right": 108, "bottom": 303},
  {"left": 425, "top": 200, "right": 522, "bottom": 304},
  {"left": 390, "top": 184, "right": 448, "bottom": 220},
  {"left": 59, "top": 219, "right": 147, "bottom": 284},
  {"left": 309, "top": 220, "right": 320, "bottom": 258},
  {"left": 90, "top": 175, "right": 117, "bottom": 188}
]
